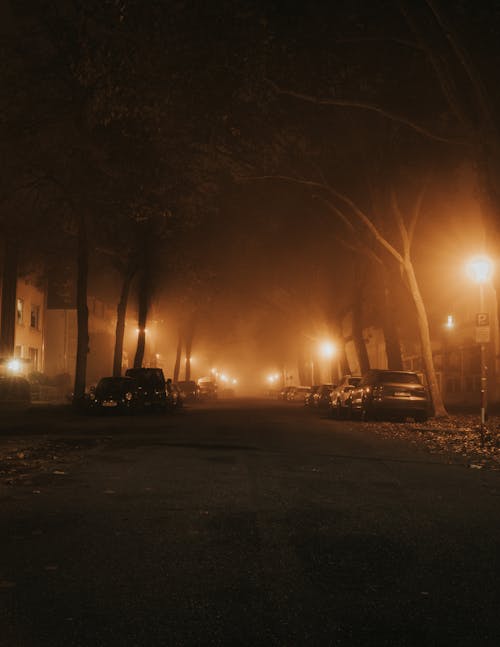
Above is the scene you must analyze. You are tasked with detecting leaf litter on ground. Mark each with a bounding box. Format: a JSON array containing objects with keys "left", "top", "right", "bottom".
[{"left": 363, "top": 414, "right": 500, "bottom": 470}]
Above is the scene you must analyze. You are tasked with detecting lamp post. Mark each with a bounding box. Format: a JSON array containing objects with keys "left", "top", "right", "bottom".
[{"left": 466, "top": 255, "right": 493, "bottom": 442}]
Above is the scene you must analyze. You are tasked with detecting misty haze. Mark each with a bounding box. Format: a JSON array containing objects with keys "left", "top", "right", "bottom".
[{"left": 1, "top": 2, "right": 500, "bottom": 646}]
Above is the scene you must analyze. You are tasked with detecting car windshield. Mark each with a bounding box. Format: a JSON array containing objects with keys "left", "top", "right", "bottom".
[
  {"left": 348, "top": 377, "right": 361, "bottom": 386},
  {"left": 97, "top": 378, "right": 136, "bottom": 391},
  {"left": 378, "top": 372, "right": 420, "bottom": 384}
]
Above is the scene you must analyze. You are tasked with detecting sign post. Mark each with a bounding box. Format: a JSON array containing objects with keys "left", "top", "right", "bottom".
[{"left": 476, "top": 308, "right": 489, "bottom": 442}]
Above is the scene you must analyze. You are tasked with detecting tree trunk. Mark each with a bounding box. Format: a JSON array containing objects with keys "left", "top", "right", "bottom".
[
  {"left": 184, "top": 324, "right": 194, "bottom": 381},
  {"left": 133, "top": 268, "right": 149, "bottom": 368},
  {"left": 297, "top": 346, "right": 309, "bottom": 385},
  {"left": 112, "top": 265, "right": 136, "bottom": 377},
  {"left": 338, "top": 339, "right": 351, "bottom": 377},
  {"left": 73, "top": 212, "right": 89, "bottom": 405},
  {"left": 0, "top": 238, "right": 18, "bottom": 358},
  {"left": 173, "top": 330, "right": 182, "bottom": 383},
  {"left": 185, "top": 341, "right": 192, "bottom": 381},
  {"left": 404, "top": 260, "right": 447, "bottom": 417},
  {"left": 381, "top": 278, "right": 404, "bottom": 370},
  {"left": 351, "top": 301, "right": 370, "bottom": 375}
]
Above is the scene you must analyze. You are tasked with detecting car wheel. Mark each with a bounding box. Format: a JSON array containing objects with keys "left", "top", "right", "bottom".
[{"left": 415, "top": 413, "right": 428, "bottom": 423}]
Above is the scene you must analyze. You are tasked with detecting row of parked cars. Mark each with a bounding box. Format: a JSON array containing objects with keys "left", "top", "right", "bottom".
[
  {"left": 279, "top": 370, "right": 431, "bottom": 422},
  {"left": 89, "top": 370, "right": 207, "bottom": 413}
]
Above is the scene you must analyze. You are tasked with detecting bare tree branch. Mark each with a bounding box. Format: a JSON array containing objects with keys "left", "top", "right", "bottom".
[
  {"left": 399, "top": 1, "right": 471, "bottom": 131},
  {"left": 265, "top": 78, "right": 463, "bottom": 145},
  {"left": 425, "top": 0, "right": 495, "bottom": 129},
  {"left": 238, "top": 172, "right": 405, "bottom": 265},
  {"left": 334, "top": 36, "right": 422, "bottom": 51},
  {"left": 390, "top": 187, "right": 410, "bottom": 256},
  {"left": 409, "top": 179, "right": 429, "bottom": 246}
]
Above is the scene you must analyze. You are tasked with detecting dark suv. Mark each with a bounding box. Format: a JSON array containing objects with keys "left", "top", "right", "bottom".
[
  {"left": 350, "top": 369, "right": 430, "bottom": 422},
  {"left": 124, "top": 368, "right": 168, "bottom": 410},
  {"left": 90, "top": 376, "right": 140, "bottom": 413}
]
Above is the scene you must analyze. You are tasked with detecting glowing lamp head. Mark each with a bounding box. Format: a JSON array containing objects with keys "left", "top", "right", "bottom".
[
  {"left": 466, "top": 255, "right": 493, "bottom": 284},
  {"left": 445, "top": 315, "right": 455, "bottom": 329},
  {"left": 7, "top": 359, "right": 22, "bottom": 374},
  {"left": 319, "top": 341, "right": 336, "bottom": 359}
]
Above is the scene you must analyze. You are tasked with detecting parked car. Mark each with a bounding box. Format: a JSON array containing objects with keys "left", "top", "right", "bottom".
[
  {"left": 175, "top": 380, "right": 200, "bottom": 401},
  {"left": 312, "top": 383, "right": 335, "bottom": 408},
  {"left": 198, "top": 378, "right": 217, "bottom": 400},
  {"left": 304, "top": 385, "right": 320, "bottom": 406},
  {"left": 279, "top": 386, "right": 294, "bottom": 400},
  {"left": 124, "top": 368, "right": 168, "bottom": 410},
  {"left": 287, "top": 386, "right": 312, "bottom": 402},
  {"left": 90, "top": 376, "right": 140, "bottom": 413},
  {"left": 329, "top": 375, "right": 362, "bottom": 418},
  {"left": 350, "top": 369, "right": 430, "bottom": 422},
  {"left": 0, "top": 376, "right": 31, "bottom": 410}
]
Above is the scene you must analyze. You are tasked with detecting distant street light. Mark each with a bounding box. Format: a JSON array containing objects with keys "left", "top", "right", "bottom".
[
  {"left": 466, "top": 255, "right": 493, "bottom": 442},
  {"left": 445, "top": 314, "right": 455, "bottom": 330},
  {"left": 319, "top": 340, "right": 336, "bottom": 359},
  {"left": 309, "top": 340, "right": 337, "bottom": 385},
  {"left": 6, "top": 359, "right": 22, "bottom": 374}
]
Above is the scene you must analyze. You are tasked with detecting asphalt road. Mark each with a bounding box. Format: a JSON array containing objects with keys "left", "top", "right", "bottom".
[{"left": 1, "top": 399, "right": 500, "bottom": 647}]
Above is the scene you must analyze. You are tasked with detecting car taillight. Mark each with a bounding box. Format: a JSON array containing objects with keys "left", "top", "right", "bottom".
[
  {"left": 90, "top": 393, "right": 96, "bottom": 400},
  {"left": 125, "top": 392, "right": 133, "bottom": 401}
]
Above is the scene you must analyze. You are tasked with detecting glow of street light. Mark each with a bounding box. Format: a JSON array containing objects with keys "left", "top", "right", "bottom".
[
  {"left": 466, "top": 255, "right": 493, "bottom": 284},
  {"left": 319, "top": 341, "right": 336, "bottom": 359},
  {"left": 6, "top": 359, "right": 21, "bottom": 373},
  {"left": 445, "top": 315, "right": 455, "bottom": 329}
]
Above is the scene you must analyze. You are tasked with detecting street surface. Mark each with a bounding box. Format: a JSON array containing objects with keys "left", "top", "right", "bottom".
[{"left": 1, "top": 399, "right": 500, "bottom": 646}]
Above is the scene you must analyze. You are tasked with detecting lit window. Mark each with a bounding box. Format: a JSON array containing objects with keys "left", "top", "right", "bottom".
[
  {"left": 16, "top": 298, "right": 23, "bottom": 324},
  {"left": 30, "top": 305, "right": 40, "bottom": 329}
]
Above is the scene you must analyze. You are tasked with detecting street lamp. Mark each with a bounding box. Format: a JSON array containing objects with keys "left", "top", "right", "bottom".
[
  {"left": 466, "top": 255, "right": 493, "bottom": 440},
  {"left": 6, "top": 358, "right": 22, "bottom": 374},
  {"left": 319, "top": 341, "right": 336, "bottom": 359}
]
